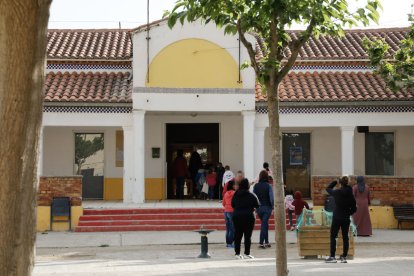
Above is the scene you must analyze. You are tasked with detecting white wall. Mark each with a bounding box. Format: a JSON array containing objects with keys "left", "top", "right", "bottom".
[
  {"left": 133, "top": 19, "right": 255, "bottom": 90},
  {"left": 42, "top": 127, "right": 123, "bottom": 178},
  {"left": 263, "top": 127, "right": 342, "bottom": 176},
  {"left": 355, "top": 126, "right": 414, "bottom": 177},
  {"left": 144, "top": 113, "right": 244, "bottom": 179}
]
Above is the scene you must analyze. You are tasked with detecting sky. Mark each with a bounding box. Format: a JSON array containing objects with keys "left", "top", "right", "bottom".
[{"left": 48, "top": 0, "right": 413, "bottom": 29}]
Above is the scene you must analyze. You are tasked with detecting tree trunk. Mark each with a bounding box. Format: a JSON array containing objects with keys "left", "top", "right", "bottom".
[
  {"left": 0, "top": 1, "right": 52, "bottom": 275},
  {"left": 267, "top": 81, "right": 288, "bottom": 275}
]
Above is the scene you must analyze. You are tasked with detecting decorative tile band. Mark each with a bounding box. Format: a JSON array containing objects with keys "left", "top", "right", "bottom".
[
  {"left": 47, "top": 63, "right": 132, "bottom": 70},
  {"left": 291, "top": 65, "right": 371, "bottom": 71},
  {"left": 256, "top": 105, "right": 414, "bottom": 114},
  {"left": 43, "top": 106, "right": 132, "bottom": 113}
]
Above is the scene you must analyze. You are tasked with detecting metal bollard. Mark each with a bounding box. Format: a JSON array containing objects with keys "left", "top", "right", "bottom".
[{"left": 194, "top": 227, "right": 215, "bottom": 258}]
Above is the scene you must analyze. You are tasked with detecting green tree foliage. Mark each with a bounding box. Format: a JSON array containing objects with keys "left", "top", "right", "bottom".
[
  {"left": 166, "top": 1, "right": 380, "bottom": 275},
  {"left": 75, "top": 134, "right": 104, "bottom": 175},
  {"left": 365, "top": 17, "right": 414, "bottom": 91}
]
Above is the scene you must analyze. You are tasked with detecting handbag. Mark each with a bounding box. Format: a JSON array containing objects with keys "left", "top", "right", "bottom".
[{"left": 201, "top": 181, "right": 209, "bottom": 194}]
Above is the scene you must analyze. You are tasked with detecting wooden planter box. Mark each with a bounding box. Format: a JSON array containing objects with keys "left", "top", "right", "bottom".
[{"left": 297, "top": 225, "right": 355, "bottom": 258}]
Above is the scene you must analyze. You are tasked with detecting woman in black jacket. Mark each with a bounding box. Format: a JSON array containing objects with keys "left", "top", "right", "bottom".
[{"left": 231, "top": 178, "right": 260, "bottom": 259}]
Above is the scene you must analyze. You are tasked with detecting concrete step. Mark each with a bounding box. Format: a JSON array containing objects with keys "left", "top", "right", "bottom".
[
  {"left": 77, "top": 219, "right": 296, "bottom": 227},
  {"left": 74, "top": 225, "right": 293, "bottom": 232},
  {"left": 75, "top": 208, "right": 298, "bottom": 232}
]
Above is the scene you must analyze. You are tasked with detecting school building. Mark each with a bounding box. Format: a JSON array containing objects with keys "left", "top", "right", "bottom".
[{"left": 37, "top": 19, "right": 414, "bottom": 231}]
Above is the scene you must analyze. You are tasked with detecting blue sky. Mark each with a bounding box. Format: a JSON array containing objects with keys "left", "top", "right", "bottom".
[{"left": 48, "top": 0, "right": 413, "bottom": 29}]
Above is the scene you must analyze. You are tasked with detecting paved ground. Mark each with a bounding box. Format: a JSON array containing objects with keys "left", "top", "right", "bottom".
[
  {"left": 34, "top": 243, "right": 414, "bottom": 276},
  {"left": 36, "top": 229, "right": 414, "bottom": 248},
  {"left": 34, "top": 229, "right": 414, "bottom": 275}
]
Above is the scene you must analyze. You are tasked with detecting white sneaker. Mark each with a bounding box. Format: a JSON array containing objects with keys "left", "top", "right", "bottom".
[
  {"left": 244, "top": 254, "right": 255, "bottom": 259},
  {"left": 235, "top": 254, "right": 244, "bottom": 259}
]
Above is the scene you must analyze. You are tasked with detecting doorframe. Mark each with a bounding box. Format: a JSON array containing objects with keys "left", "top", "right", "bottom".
[
  {"left": 72, "top": 130, "right": 106, "bottom": 200},
  {"left": 282, "top": 130, "right": 312, "bottom": 198},
  {"left": 163, "top": 122, "right": 221, "bottom": 200}
]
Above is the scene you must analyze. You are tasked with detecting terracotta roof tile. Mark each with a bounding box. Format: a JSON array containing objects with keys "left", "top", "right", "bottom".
[
  {"left": 256, "top": 71, "right": 414, "bottom": 102},
  {"left": 44, "top": 71, "right": 132, "bottom": 103},
  {"left": 291, "top": 28, "right": 408, "bottom": 60},
  {"left": 47, "top": 27, "right": 407, "bottom": 61},
  {"left": 47, "top": 30, "right": 132, "bottom": 60}
]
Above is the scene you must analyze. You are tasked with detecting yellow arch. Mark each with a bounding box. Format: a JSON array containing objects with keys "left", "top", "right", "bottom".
[{"left": 147, "top": 39, "right": 242, "bottom": 88}]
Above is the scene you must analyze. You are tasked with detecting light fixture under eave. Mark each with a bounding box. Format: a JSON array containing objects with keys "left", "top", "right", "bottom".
[{"left": 190, "top": 112, "right": 198, "bottom": 117}]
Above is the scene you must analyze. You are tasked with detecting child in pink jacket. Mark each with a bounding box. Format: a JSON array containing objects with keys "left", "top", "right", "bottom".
[
  {"left": 222, "top": 180, "right": 235, "bottom": 247},
  {"left": 285, "top": 193, "right": 295, "bottom": 231}
]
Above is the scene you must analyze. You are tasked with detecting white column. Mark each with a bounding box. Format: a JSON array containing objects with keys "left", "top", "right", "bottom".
[
  {"left": 122, "top": 125, "right": 134, "bottom": 203},
  {"left": 132, "top": 110, "right": 146, "bottom": 203},
  {"left": 242, "top": 110, "right": 256, "bottom": 181},
  {"left": 37, "top": 126, "right": 44, "bottom": 178},
  {"left": 254, "top": 126, "right": 266, "bottom": 178},
  {"left": 341, "top": 126, "right": 355, "bottom": 176}
]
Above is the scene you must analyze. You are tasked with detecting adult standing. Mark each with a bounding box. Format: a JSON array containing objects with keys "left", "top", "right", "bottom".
[
  {"left": 189, "top": 151, "right": 203, "bottom": 198},
  {"left": 325, "top": 176, "right": 357, "bottom": 263},
  {"left": 172, "top": 149, "right": 188, "bottom": 199},
  {"left": 215, "top": 162, "right": 225, "bottom": 199},
  {"left": 231, "top": 178, "right": 260, "bottom": 259},
  {"left": 352, "top": 176, "right": 372, "bottom": 236},
  {"left": 222, "top": 180, "right": 236, "bottom": 247},
  {"left": 253, "top": 170, "right": 274, "bottom": 248}
]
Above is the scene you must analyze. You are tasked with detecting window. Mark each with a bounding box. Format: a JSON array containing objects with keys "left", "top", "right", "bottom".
[{"left": 365, "top": 132, "right": 394, "bottom": 175}]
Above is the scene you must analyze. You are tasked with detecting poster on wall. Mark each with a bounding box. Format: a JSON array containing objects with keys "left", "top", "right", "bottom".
[
  {"left": 116, "top": 130, "right": 124, "bottom": 167},
  {"left": 289, "top": 146, "right": 303, "bottom": 165}
]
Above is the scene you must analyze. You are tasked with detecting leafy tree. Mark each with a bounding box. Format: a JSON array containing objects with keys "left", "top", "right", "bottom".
[
  {"left": 167, "top": 1, "right": 380, "bottom": 274},
  {"left": 0, "top": 1, "right": 52, "bottom": 275},
  {"left": 75, "top": 134, "right": 105, "bottom": 175},
  {"left": 364, "top": 16, "right": 414, "bottom": 91}
]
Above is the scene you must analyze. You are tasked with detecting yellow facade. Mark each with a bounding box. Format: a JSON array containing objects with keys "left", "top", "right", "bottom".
[
  {"left": 36, "top": 206, "right": 83, "bottom": 232},
  {"left": 145, "top": 178, "right": 165, "bottom": 200},
  {"left": 147, "top": 39, "right": 242, "bottom": 88},
  {"left": 313, "top": 205, "right": 399, "bottom": 229},
  {"left": 104, "top": 178, "right": 123, "bottom": 200}
]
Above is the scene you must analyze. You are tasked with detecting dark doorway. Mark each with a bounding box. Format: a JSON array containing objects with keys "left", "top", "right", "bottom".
[
  {"left": 74, "top": 133, "right": 104, "bottom": 199},
  {"left": 282, "top": 133, "right": 311, "bottom": 198},
  {"left": 166, "top": 123, "right": 219, "bottom": 199}
]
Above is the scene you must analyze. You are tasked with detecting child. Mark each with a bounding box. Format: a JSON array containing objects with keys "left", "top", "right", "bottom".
[
  {"left": 292, "top": 191, "right": 310, "bottom": 219},
  {"left": 196, "top": 167, "right": 206, "bottom": 200},
  {"left": 285, "top": 193, "right": 295, "bottom": 231},
  {"left": 205, "top": 168, "right": 217, "bottom": 200}
]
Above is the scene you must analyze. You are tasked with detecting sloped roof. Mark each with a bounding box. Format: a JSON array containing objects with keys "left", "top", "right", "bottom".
[
  {"left": 255, "top": 71, "right": 413, "bottom": 102},
  {"left": 44, "top": 71, "right": 132, "bottom": 103},
  {"left": 47, "top": 29, "right": 132, "bottom": 60},
  {"left": 289, "top": 28, "right": 408, "bottom": 60},
  {"left": 46, "top": 27, "right": 408, "bottom": 61}
]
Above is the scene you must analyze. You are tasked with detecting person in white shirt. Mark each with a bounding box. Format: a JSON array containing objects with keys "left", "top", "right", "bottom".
[{"left": 222, "top": 165, "right": 235, "bottom": 187}]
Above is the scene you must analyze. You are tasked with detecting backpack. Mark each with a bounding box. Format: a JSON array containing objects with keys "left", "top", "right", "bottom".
[{"left": 324, "top": 195, "right": 336, "bottom": 212}]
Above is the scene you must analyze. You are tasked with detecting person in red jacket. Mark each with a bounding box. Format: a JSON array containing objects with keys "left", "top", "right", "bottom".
[
  {"left": 292, "top": 191, "right": 310, "bottom": 217},
  {"left": 172, "top": 149, "right": 188, "bottom": 199},
  {"left": 222, "top": 180, "right": 236, "bottom": 247}
]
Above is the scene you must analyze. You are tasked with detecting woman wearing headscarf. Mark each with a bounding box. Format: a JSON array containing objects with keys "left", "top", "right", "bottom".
[{"left": 352, "top": 176, "right": 372, "bottom": 236}]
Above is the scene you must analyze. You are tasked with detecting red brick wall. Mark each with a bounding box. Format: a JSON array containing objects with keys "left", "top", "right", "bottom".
[
  {"left": 37, "top": 176, "right": 82, "bottom": 206},
  {"left": 312, "top": 176, "right": 414, "bottom": 206}
]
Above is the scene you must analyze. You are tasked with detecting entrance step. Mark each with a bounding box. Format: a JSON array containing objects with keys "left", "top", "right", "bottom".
[{"left": 75, "top": 208, "right": 297, "bottom": 232}]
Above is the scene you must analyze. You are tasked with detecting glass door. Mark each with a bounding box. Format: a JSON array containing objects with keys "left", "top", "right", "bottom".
[
  {"left": 282, "top": 133, "right": 311, "bottom": 198},
  {"left": 74, "top": 133, "right": 104, "bottom": 199}
]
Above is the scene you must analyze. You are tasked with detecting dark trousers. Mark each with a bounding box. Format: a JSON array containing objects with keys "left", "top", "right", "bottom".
[
  {"left": 208, "top": 186, "right": 215, "bottom": 199},
  {"left": 287, "top": 209, "right": 294, "bottom": 227},
  {"left": 224, "top": 212, "right": 234, "bottom": 245},
  {"left": 330, "top": 217, "right": 351, "bottom": 257},
  {"left": 191, "top": 175, "right": 199, "bottom": 197},
  {"left": 175, "top": 177, "right": 185, "bottom": 199},
  {"left": 233, "top": 214, "right": 255, "bottom": 255},
  {"left": 257, "top": 206, "right": 272, "bottom": 244}
]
